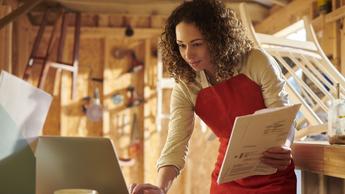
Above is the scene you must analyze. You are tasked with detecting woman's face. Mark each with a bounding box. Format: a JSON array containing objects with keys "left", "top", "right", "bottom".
[{"left": 175, "top": 22, "right": 214, "bottom": 73}]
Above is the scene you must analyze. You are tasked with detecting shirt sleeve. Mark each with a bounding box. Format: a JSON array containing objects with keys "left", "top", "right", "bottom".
[
  {"left": 156, "top": 82, "right": 195, "bottom": 172},
  {"left": 243, "top": 48, "right": 289, "bottom": 108},
  {"left": 243, "top": 49, "right": 295, "bottom": 146}
]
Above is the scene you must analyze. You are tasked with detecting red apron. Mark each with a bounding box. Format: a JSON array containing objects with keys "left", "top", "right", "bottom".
[{"left": 195, "top": 74, "right": 296, "bottom": 194}]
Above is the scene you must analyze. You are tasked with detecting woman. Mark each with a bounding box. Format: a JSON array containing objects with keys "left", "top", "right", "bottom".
[{"left": 130, "top": 0, "right": 296, "bottom": 193}]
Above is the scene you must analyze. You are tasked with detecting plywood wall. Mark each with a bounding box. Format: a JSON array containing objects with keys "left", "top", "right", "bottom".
[
  {"left": 8, "top": 17, "right": 160, "bottom": 186},
  {"left": 342, "top": 18, "right": 345, "bottom": 75},
  {"left": 0, "top": 5, "right": 12, "bottom": 73},
  {"left": 185, "top": 119, "right": 219, "bottom": 194}
]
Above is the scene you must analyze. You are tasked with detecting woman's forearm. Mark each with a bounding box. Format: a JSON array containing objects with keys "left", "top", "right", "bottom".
[{"left": 157, "top": 166, "right": 179, "bottom": 194}]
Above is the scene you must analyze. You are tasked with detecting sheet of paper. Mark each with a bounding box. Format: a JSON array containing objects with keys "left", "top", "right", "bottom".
[
  {"left": 0, "top": 70, "right": 52, "bottom": 141},
  {"left": 217, "top": 104, "right": 301, "bottom": 184}
]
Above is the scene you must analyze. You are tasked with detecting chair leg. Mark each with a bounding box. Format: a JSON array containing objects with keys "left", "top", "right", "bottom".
[
  {"left": 71, "top": 70, "right": 78, "bottom": 99},
  {"left": 53, "top": 11, "right": 67, "bottom": 95},
  {"left": 38, "top": 62, "right": 50, "bottom": 89},
  {"left": 70, "top": 12, "right": 81, "bottom": 99},
  {"left": 72, "top": 12, "right": 81, "bottom": 61},
  {"left": 23, "top": 9, "right": 49, "bottom": 80},
  {"left": 57, "top": 12, "right": 68, "bottom": 62},
  {"left": 53, "top": 69, "right": 62, "bottom": 96},
  {"left": 38, "top": 10, "right": 63, "bottom": 89}
]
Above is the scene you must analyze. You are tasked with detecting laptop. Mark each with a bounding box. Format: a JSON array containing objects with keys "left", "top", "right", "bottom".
[{"left": 35, "top": 136, "right": 129, "bottom": 194}]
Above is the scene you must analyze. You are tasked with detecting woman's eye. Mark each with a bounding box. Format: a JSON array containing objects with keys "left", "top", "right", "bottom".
[
  {"left": 178, "top": 44, "right": 186, "bottom": 49},
  {"left": 192, "top": 42, "right": 202, "bottom": 47}
]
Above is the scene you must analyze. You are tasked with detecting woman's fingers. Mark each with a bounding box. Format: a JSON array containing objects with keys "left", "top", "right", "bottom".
[
  {"left": 129, "top": 183, "right": 137, "bottom": 193},
  {"left": 263, "top": 150, "right": 291, "bottom": 160},
  {"left": 131, "top": 183, "right": 161, "bottom": 194},
  {"left": 266, "top": 146, "right": 291, "bottom": 154},
  {"left": 261, "top": 146, "right": 292, "bottom": 170},
  {"left": 261, "top": 157, "right": 291, "bottom": 170}
]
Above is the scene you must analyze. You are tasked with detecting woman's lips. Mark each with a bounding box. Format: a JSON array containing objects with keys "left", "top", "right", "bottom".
[{"left": 189, "top": 61, "right": 201, "bottom": 68}]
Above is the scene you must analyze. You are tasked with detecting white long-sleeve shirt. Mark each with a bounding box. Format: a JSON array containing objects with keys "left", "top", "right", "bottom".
[{"left": 156, "top": 48, "right": 291, "bottom": 173}]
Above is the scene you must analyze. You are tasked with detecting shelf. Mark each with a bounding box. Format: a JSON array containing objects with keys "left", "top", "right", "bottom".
[{"left": 292, "top": 141, "right": 345, "bottom": 179}]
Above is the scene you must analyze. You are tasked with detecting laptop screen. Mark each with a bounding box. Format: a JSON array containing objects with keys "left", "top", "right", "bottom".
[{"left": 35, "top": 136, "right": 129, "bottom": 194}]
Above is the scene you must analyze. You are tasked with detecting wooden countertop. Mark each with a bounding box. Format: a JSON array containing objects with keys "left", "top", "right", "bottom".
[{"left": 292, "top": 141, "right": 345, "bottom": 179}]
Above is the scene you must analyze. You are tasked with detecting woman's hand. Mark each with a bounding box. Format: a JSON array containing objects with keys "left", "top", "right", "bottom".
[
  {"left": 261, "top": 146, "right": 292, "bottom": 171},
  {"left": 129, "top": 183, "right": 165, "bottom": 194}
]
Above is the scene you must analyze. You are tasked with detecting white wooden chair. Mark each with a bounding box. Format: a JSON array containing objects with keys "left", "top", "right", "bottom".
[
  {"left": 238, "top": 3, "right": 345, "bottom": 138},
  {"left": 155, "top": 3, "right": 345, "bottom": 140}
]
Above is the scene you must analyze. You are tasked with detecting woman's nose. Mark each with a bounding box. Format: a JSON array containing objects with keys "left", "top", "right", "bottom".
[{"left": 185, "top": 46, "right": 194, "bottom": 60}]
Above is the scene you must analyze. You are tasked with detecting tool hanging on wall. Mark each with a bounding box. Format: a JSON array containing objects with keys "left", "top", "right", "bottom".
[
  {"left": 82, "top": 88, "right": 103, "bottom": 122},
  {"left": 112, "top": 48, "right": 144, "bottom": 76},
  {"left": 109, "top": 87, "right": 138, "bottom": 107},
  {"left": 127, "top": 51, "right": 144, "bottom": 73},
  {"left": 123, "top": 16, "right": 134, "bottom": 37},
  {"left": 128, "top": 113, "right": 141, "bottom": 157},
  {"left": 112, "top": 93, "right": 124, "bottom": 105},
  {"left": 126, "top": 86, "right": 144, "bottom": 108},
  {"left": 118, "top": 157, "right": 135, "bottom": 167}
]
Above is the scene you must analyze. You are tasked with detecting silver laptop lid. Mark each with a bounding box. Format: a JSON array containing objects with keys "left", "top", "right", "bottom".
[{"left": 35, "top": 136, "right": 129, "bottom": 194}]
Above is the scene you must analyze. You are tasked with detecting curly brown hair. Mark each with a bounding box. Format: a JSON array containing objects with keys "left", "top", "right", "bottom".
[{"left": 160, "top": 0, "right": 253, "bottom": 83}]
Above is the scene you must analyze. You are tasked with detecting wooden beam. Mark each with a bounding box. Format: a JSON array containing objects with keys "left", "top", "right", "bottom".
[
  {"left": 270, "top": 0, "right": 289, "bottom": 6},
  {"left": 32, "top": 1, "right": 268, "bottom": 23},
  {"left": 325, "top": 5, "right": 345, "bottom": 23},
  {"left": 341, "top": 19, "right": 345, "bottom": 75},
  {"left": 0, "top": 0, "right": 42, "bottom": 30},
  {"left": 226, "top": 3, "right": 268, "bottom": 23},
  {"left": 32, "top": 26, "right": 163, "bottom": 39},
  {"left": 255, "top": 0, "right": 316, "bottom": 34},
  {"left": 52, "top": 0, "right": 179, "bottom": 15},
  {"left": 12, "top": 13, "right": 31, "bottom": 77},
  {"left": 311, "top": 14, "right": 325, "bottom": 31},
  {"left": 0, "top": 5, "right": 12, "bottom": 73}
]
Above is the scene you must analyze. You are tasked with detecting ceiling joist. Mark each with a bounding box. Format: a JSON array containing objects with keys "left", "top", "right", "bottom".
[
  {"left": 0, "top": 0, "right": 42, "bottom": 29},
  {"left": 269, "top": 0, "right": 289, "bottom": 6}
]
